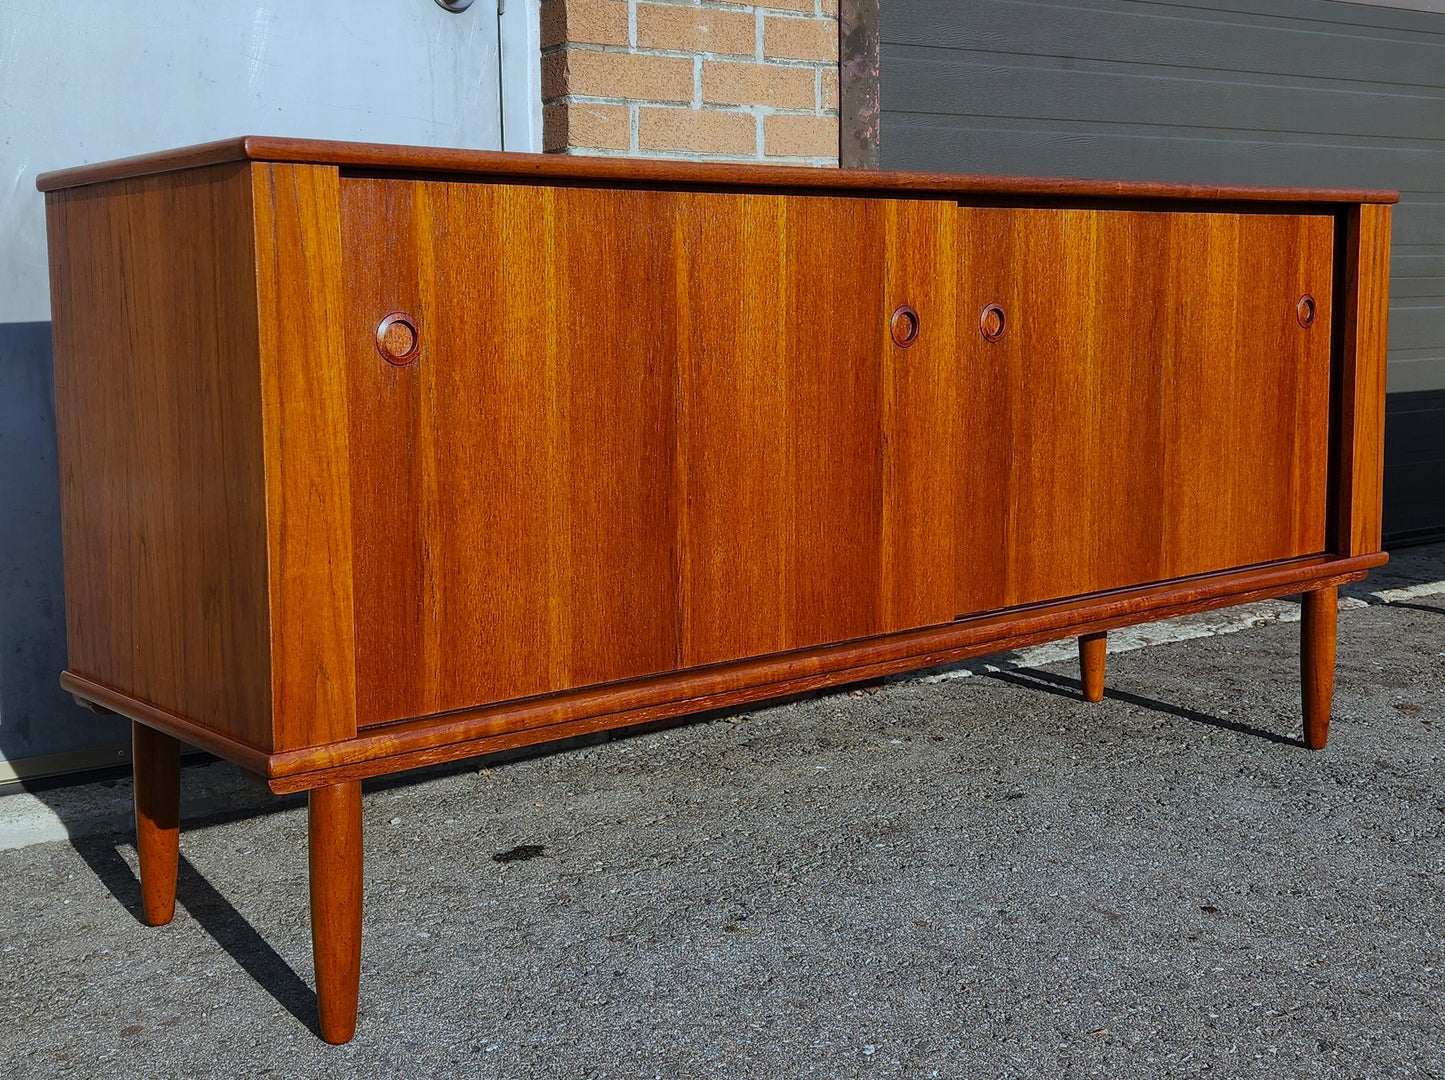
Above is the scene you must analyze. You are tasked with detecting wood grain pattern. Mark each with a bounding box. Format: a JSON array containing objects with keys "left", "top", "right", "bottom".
[
  {"left": 132, "top": 722, "right": 180, "bottom": 926},
  {"left": 251, "top": 164, "right": 358, "bottom": 751},
  {"left": 989, "top": 206, "right": 1168, "bottom": 604},
  {"left": 677, "top": 192, "right": 884, "bottom": 666},
  {"left": 43, "top": 152, "right": 1396, "bottom": 1052},
  {"left": 1337, "top": 204, "right": 1393, "bottom": 556},
  {"left": 880, "top": 198, "right": 1009, "bottom": 631},
  {"left": 62, "top": 551, "right": 1382, "bottom": 792},
  {"left": 45, "top": 165, "right": 274, "bottom": 750},
  {"left": 340, "top": 179, "right": 679, "bottom": 726},
  {"left": 61, "top": 671, "right": 273, "bottom": 776},
  {"left": 35, "top": 135, "right": 1399, "bottom": 205},
  {"left": 882, "top": 0, "right": 1435, "bottom": 541},
  {"left": 309, "top": 781, "right": 362, "bottom": 1044},
  {"left": 254, "top": 551, "right": 1385, "bottom": 792},
  {"left": 912, "top": 206, "right": 1335, "bottom": 610},
  {"left": 1078, "top": 633, "right": 1107, "bottom": 703},
  {"left": 1159, "top": 211, "right": 1335, "bottom": 577},
  {"left": 46, "top": 160, "right": 1387, "bottom": 784},
  {"left": 1301, "top": 587, "right": 1338, "bottom": 750}
]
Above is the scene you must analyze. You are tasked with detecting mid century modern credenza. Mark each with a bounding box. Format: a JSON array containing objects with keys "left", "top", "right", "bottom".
[{"left": 38, "top": 138, "right": 1393, "bottom": 1043}]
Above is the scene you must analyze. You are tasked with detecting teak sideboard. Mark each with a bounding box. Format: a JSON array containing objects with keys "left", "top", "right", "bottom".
[{"left": 39, "top": 138, "right": 1393, "bottom": 1043}]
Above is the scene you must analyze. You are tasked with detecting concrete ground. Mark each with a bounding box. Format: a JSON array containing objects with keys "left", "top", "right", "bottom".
[{"left": 1, "top": 549, "right": 1442, "bottom": 1079}]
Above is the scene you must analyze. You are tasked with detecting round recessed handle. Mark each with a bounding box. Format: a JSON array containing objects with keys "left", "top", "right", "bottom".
[
  {"left": 376, "top": 311, "right": 420, "bottom": 365},
  {"left": 1296, "top": 294, "right": 1317, "bottom": 328},
  {"left": 980, "top": 303, "right": 1006, "bottom": 343},
  {"left": 891, "top": 305, "right": 920, "bottom": 348}
]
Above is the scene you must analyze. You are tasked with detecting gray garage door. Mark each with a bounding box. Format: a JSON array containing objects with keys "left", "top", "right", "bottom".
[{"left": 880, "top": 0, "right": 1445, "bottom": 545}]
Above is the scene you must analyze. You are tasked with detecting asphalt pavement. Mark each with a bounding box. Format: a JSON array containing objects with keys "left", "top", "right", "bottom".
[{"left": 1, "top": 559, "right": 1442, "bottom": 1079}]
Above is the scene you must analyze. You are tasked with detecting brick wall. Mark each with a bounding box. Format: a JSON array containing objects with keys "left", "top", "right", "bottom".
[{"left": 541, "top": 0, "right": 840, "bottom": 165}]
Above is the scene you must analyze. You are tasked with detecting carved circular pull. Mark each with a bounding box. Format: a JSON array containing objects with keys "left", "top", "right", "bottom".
[
  {"left": 980, "top": 303, "right": 1006, "bottom": 343},
  {"left": 890, "top": 305, "right": 920, "bottom": 348},
  {"left": 376, "top": 312, "right": 420, "bottom": 365},
  {"left": 1296, "top": 294, "right": 1317, "bottom": 328}
]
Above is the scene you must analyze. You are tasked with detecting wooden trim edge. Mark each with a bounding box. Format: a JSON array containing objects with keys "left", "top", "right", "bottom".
[
  {"left": 37, "top": 137, "right": 1400, "bottom": 204},
  {"left": 266, "top": 553, "right": 1385, "bottom": 792},
  {"left": 64, "top": 553, "right": 1386, "bottom": 794},
  {"left": 250, "top": 163, "right": 359, "bottom": 751},
  {"left": 1336, "top": 203, "right": 1393, "bottom": 555},
  {"left": 60, "top": 671, "right": 272, "bottom": 776},
  {"left": 37, "top": 137, "right": 255, "bottom": 191}
]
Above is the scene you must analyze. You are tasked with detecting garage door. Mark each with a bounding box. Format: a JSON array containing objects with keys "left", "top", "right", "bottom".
[{"left": 880, "top": 0, "right": 1445, "bottom": 546}]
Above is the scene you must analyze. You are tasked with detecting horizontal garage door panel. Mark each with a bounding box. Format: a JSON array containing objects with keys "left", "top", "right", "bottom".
[{"left": 881, "top": 0, "right": 1445, "bottom": 542}]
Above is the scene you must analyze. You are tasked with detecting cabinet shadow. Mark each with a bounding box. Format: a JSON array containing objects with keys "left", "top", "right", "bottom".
[
  {"left": 69, "top": 835, "right": 320, "bottom": 1037},
  {"left": 986, "top": 665, "right": 1303, "bottom": 748}
]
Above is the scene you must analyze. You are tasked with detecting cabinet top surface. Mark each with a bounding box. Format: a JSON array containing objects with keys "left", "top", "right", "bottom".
[{"left": 35, "top": 135, "right": 1399, "bottom": 205}]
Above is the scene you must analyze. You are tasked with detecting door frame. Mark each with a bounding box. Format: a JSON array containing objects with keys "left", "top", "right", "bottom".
[{"left": 500, "top": 0, "right": 543, "bottom": 152}]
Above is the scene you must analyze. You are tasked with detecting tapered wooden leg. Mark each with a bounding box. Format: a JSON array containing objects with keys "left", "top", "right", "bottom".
[
  {"left": 1079, "top": 632, "right": 1107, "bottom": 703},
  {"left": 1301, "top": 587, "right": 1338, "bottom": 750},
  {"left": 309, "top": 781, "right": 363, "bottom": 1044},
  {"left": 132, "top": 722, "right": 180, "bottom": 926}
]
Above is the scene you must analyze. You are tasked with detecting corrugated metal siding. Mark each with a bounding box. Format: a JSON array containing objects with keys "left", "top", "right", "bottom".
[{"left": 879, "top": 0, "right": 1445, "bottom": 543}]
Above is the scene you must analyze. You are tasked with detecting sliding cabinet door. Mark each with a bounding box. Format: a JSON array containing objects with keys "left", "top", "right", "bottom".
[
  {"left": 676, "top": 192, "right": 887, "bottom": 666},
  {"left": 341, "top": 179, "right": 680, "bottom": 726},
  {"left": 965, "top": 206, "right": 1334, "bottom": 610},
  {"left": 880, "top": 198, "right": 1010, "bottom": 631}
]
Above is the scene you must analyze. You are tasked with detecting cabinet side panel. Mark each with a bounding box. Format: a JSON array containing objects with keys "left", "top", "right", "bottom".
[
  {"left": 251, "top": 164, "right": 357, "bottom": 750},
  {"left": 45, "top": 166, "right": 273, "bottom": 749},
  {"left": 1337, "top": 204, "right": 1392, "bottom": 556}
]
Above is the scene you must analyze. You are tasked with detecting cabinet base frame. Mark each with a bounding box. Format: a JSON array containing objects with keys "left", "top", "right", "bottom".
[
  {"left": 96, "top": 551, "right": 1382, "bottom": 1046},
  {"left": 65, "top": 551, "right": 1384, "bottom": 796}
]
